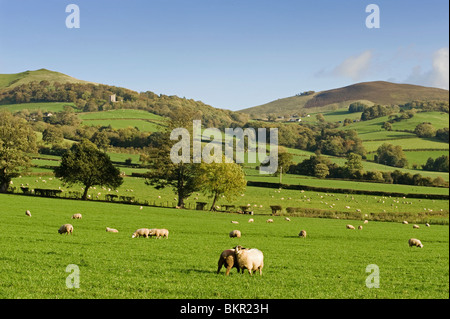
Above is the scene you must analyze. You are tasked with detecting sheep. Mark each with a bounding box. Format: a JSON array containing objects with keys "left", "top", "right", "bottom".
[
  {"left": 71, "top": 213, "right": 82, "bottom": 219},
  {"left": 363, "top": 220, "right": 369, "bottom": 224},
  {"left": 402, "top": 221, "right": 409, "bottom": 224},
  {"left": 358, "top": 225, "right": 363, "bottom": 230},
  {"left": 266, "top": 219, "right": 274, "bottom": 223},
  {"left": 229, "top": 230, "right": 241, "bottom": 238},
  {"left": 148, "top": 228, "right": 169, "bottom": 239},
  {"left": 234, "top": 245, "right": 264, "bottom": 276},
  {"left": 58, "top": 224, "right": 73, "bottom": 235},
  {"left": 285, "top": 217, "right": 291, "bottom": 221},
  {"left": 106, "top": 227, "right": 118, "bottom": 233},
  {"left": 248, "top": 218, "right": 254, "bottom": 223},
  {"left": 231, "top": 221, "right": 239, "bottom": 224},
  {"left": 346, "top": 224, "right": 355, "bottom": 230},
  {"left": 25, "top": 210, "right": 31, "bottom": 217},
  {"left": 408, "top": 238, "right": 424, "bottom": 248},
  {"left": 413, "top": 224, "right": 420, "bottom": 229},
  {"left": 425, "top": 223, "right": 430, "bottom": 227},
  {"left": 131, "top": 228, "right": 151, "bottom": 238},
  {"left": 298, "top": 230, "right": 307, "bottom": 238},
  {"left": 217, "top": 249, "right": 241, "bottom": 276}
]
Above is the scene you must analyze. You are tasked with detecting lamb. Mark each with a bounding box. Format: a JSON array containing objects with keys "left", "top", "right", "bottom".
[
  {"left": 71, "top": 213, "right": 82, "bottom": 219},
  {"left": 408, "top": 238, "right": 424, "bottom": 248},
  {"left": 216, "top": 249, "right": 241, "bottom": 276},
  {"left": 413, "top": 224, "right": 420, "bottom": 229},
  {"left": 25, "top": 210, "right": 31, "bottom": 217},
  {"left": 248, "top": 218, "right": 254, "bottom": 223},
  {"left": 346, "top": 224, "right": 355, "bottom": 230},
  {"left": 106, "top": 227, "right": 119, "bottom": 233},
  {"left": 266, "top": 219, "right": 274, "bottom": 223},
  {"left": 234, "top": 245, "right": 264, "bottom": 276},
  {"left": 58, "top": 224, "right": 73, "bottom": 235},
  {"left": 148, "top": 228, "right": 169, "bottom": 239},
  {"left": 131, "top": 228, "right": 151, "bottom": 238},
  {"left": 298, "top": 230, "right": 307, "bottom": 238},
  {"left": 229, "top": 230, "right": 241, "bottom": 238}
]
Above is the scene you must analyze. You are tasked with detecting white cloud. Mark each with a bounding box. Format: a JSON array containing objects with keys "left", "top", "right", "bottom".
[
  {"left": 405, "top": 47, "right": 449, "bottom": 89},
  {"left": 332, "top": 50, "right": 373, "bottom": 81}
]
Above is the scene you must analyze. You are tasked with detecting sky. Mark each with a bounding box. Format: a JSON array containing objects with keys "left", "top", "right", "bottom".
[{"left": 0, "top": 0, "right": 448, "bottom": 111}]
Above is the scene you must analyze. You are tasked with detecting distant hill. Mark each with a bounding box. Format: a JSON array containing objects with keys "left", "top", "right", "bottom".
[
  {"left": 0, "top": 68, "right": 97, "bottom": 89},
  {"left": 240, "top": 81, "right": 449, "bottom": 118}
]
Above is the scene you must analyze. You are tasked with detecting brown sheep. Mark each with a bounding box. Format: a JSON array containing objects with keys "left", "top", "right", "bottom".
[
  {"left": 217, "top": 249, "right": 241, "bottom": 276},
  {"left": 58, "top": 224, "right": 73, "bottom": 235},
  {"left": 298, "top": 230, "right": 307, "bottom": 238}
]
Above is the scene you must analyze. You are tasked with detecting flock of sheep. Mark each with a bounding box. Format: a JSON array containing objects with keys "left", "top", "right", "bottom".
[{"left": 24, "top": 207, "right": 427, "bottom": 277}]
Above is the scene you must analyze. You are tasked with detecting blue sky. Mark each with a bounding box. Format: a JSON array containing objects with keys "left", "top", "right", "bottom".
[{"left": 0, "top": 0, "right": 448, "bottom": 110}]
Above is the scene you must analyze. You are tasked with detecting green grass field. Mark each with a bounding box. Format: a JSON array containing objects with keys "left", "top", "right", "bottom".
[
  {"left": 0, "top": 102, "right": 76, "bottom": 113},
  {"left": 0, "top": 194, "right": 448, "bottom": 299}
]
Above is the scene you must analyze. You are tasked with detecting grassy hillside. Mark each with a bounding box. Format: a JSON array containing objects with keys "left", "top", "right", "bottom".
[
  {"left": 0, "top": 69, "right": 96, "bottom": 89},
  {"left": 241, "top": 81, "right": 449, "bottom": 118}
]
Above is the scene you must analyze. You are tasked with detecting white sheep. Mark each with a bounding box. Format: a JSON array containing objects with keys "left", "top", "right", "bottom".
[
  {"left": 58, "top": 224, "right": 73, "bottom": 235},
  {"left": 425, "top": 223, "right": 430, "bottom": 227},
  {"left": 266, "top": 219, "right": 274, "bottom": 223},
  {"left": 71, "top": 213, "right": 82, "bottom": 219},
  {"left": 358, "top": 225, "right": 363, "bottom": 230},
  {"left": 229, "top": 230, "right": 241, "bottom": 238},
  {"left": 413, "top": 224, "right": 420, "bottom": 229},
  {"left": 402, "top": 221, "right": 409, "bottom": 224},
  {"left": 346, "top": 224, "right": 355, "bottom": 230},
  {"left": 248, "top": 218, "right": 254, "bottom": 223},
  {"left": 131, "top": 228, "right": 151, "bottom": 238},
  {"left": 408, "top": 238, "right": 424, "bottom": 248},
  {"left": 106, "top": 227, "right": 118, "bottom": 233},
  {"left": 149, "top": 228, "right": 169, "bottom": 239},
  {"left": 234, "top": 245, "right": 264, "bottom": 276},
  {"left": 231, "top": 221, "right": 239, "bottom": 224},
  {"left": 363, "top": 220, "right": 369, "bottom": 224},
  {"left": 298, "top": 230, "right": 307, "bottom": 238},
  {"left": 25, "top": 210, "right": 31, "bottom": 217},
  {"left": 285, "top": 217, "right": 291, "bottom": 221}
]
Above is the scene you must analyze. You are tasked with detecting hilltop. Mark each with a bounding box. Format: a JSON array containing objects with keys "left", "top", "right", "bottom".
[
  {"left": 0, "top": 68, "right": 97, "bottom": 89},
  {"left": 240, "top": 81, "right": 449, "bottom": 118}
]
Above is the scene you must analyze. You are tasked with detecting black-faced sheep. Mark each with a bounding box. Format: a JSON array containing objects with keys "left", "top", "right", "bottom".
[
  {"left": 217, "top": 249, "right": 241, "bottom": 276},
  {"left": 346, "top": 224, "right": 355, "bottom": 230},
  {"left": 58, "top": 224, "right": 73, "bottom": 235},
  {"left": 408, "top": 238, "right": 424, "bottom": 248},
  {"left": 148, "top": 228, "right": 169, "bottom": 239},
  {"left": 132, "top": 228, "right": 151, "bottom": 238},
  {"left": 234, "top": 245, "right": 264, "bottom": 276},
  {"left": 299, "top": 230, "right": 307, "bottom": 238},
  {"left": 358, "top": 225, "right": 363, "bottom": 230},
  {"left": 229, "top": 230, "right": 241, "bottom": 238}
]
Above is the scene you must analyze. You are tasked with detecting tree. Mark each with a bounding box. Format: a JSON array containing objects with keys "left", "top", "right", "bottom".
[
  {"left": 55, "top": 140, "right": 123, "bottom": 200},
  {"left": 0, "top": 111, "right": 37, "bottom": 192},
  {"left": 345, "top": 153, "right": 364, "bottom": 172},
  {"left": 383, "top": 122, "right": 392, "bottom": 131},
  {"left": 375, "top": 143, "right": 408, "bottom": 168},
  {"left": 414, "top": 122, "right": 436, "bottom": 138},
  {"left": 42, "top": 126, "right": 64, "bottom": 144},
  {"left": 314, "top": 163, "right": 330, "bottom": 179},
  {"left": 316, "top": 113, "right": 326, "bottom": 123},
  {"left": 196, "top": 156, "right": 247, "bottom": 211}
]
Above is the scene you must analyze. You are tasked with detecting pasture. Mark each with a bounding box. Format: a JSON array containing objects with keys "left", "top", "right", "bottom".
[{"left": 0, "top": 194, "right": 448, "bottom": 299}]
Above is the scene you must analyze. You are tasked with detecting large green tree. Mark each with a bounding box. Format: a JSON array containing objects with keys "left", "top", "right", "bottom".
[
  {"left": 55, "top": 139, "right": 123, "bottom": 200},
  {"left": 375, "top": 143, "right": 408, "bottom": 168},
  {"left": 0, "top": 111, "right": 37, "bottom": 192}
]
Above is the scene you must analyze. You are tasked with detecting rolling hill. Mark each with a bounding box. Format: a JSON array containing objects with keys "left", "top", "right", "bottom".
[
  {"left": 0, "top": 68, "right": 97, "bottom": 89},
  {"left": 241, "top": 81, "right": 449, "bottom": 118}
]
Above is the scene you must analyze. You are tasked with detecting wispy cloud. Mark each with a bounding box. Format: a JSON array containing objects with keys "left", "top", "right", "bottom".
[
  {"left": 405, "top": 47, "right": 449, "bottom": 89},
  {"left": 331, "top": 50, "right": 373, "bottom": 81}
]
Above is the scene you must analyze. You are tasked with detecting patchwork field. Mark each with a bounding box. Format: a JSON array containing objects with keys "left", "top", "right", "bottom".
[{"left": 0, "top": 194, "right": 448, "bottom": 299}]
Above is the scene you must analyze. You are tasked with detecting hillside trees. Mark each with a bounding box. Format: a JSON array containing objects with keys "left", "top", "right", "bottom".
[
  {"left": 0, "top": 111, "right": 37, "bottom": 192},
  {"left": 414, "top": 122, "right": 436, "bottom": 138},
  {"left": 375, "top": 143, "right": 408, "bottom": 168}
]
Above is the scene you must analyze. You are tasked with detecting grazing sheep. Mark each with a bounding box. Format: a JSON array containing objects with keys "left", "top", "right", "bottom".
[
  {"left": 248, "top": 218, "right": 254, "bottom": 223},
  {"left": 71, "top": 213, "right": 82, "bottom": 219},
  {"left": 25, "top": 210, "right": 31, "bottom": 217},
  {"left": 402, "top": 221, "right": 409, "bottom": 224},
  {"left": 425, "top": 223, "right": 430, "bottom": 227},
  {"left": 285, "top": 217, "right": 291, "bottom": 221},
  {"left": 229, "top": 230, "right": 241, "bottom": 238},
  {"left": 58, "top": 224, "right": 73, "bottom": 235},
  {"left": 358, "top": 225, "right": 363, "bottom": 230},
  {"left": 266, "top": 219, "right": 274, "bottom": 223},
  {"left": 234, "top": 245, "right": 264, "bottom": 276},
  {"left": 148, "top": 228, "right": 169, "bottom": 239},
  {"left": 217, "top": 249, "right": 241, "bottom": 276},
  {"left": 298, "top": 230, "right": 307, "bottom": 238},
  {"left": 363, "top": 220, "right": 369, "bottom": 224},
  {"left": 106, "top": 227, "right": 118, "bottom": 233},
  {"left": 346, "top": 224, "right": 355, "bottom": 230},
  {"left": 408, "top": 238, "right": 424, "bottom": 248},
  {"left": 413, "top": 224, "right": 420, "bottom": 229},
  {"left": 131, "top": 228, "right": 151, "bottom": 238},
  {"left": 231, "top": 221, "right": 239, "bottom": 224}
]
